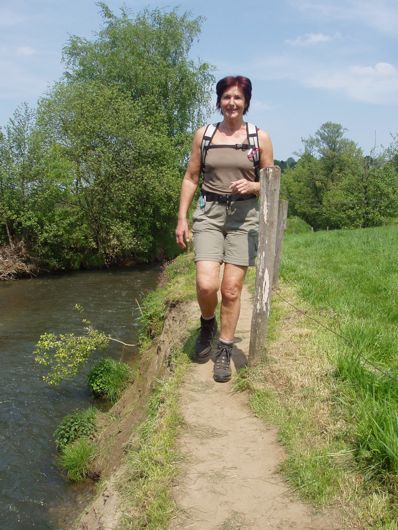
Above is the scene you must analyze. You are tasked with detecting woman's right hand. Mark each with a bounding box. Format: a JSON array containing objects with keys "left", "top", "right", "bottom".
[{"left": 175, "top": 218, "right": 190, "bottom": 249}]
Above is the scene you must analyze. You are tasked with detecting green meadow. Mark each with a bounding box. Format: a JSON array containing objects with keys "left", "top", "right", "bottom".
[{"left": 281, "top": 224, "right": 398, "bottom": 482}]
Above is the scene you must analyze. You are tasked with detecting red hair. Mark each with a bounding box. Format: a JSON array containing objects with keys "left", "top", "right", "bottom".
[{"left": 216, "top": 76, "right": 252, "bottom": 114}]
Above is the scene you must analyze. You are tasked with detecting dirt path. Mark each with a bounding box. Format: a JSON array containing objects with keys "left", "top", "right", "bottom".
[{"left": 170, "top": 285, "right": 339, "bottom": 530}]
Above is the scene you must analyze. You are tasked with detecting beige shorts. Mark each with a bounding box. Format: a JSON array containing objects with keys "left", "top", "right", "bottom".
[{"left": 192, "top": 197, "right": 259, "bottom": 266}]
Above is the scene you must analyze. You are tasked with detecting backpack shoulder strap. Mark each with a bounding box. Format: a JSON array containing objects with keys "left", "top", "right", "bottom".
[
  {"left": 246, "top": 122, "right": 261, "bottom": 182},
  {"left": 200, "top": 123, "right": 219, "bottom": 171}
]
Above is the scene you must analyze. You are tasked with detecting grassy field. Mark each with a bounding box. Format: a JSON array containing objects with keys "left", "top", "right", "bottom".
[
  {"left": 281, "top": 225, "right": 398, "bottom": 478},
  {"left": 244, "top": 224, "right": 397, "bottom": 527}
]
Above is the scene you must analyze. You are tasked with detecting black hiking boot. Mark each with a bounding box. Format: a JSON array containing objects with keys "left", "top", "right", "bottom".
[
  {"left": 213, "top": 341, "right": 233, "bottom": 383},
  {"left": 195, "top": 316, "right": 217, "bottom": 363}
]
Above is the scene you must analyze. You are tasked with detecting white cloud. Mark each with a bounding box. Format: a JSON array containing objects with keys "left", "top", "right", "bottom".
[
  {"left": 286, "top": 32, "right": 336, "bottom": 46},
  {"left": 243, "top": 55, "right": 398, "bottom": 105},
  {"left": 292, "top": 0, "right": 398, "bottom": 34},
  {"left": 16, "top": 46, "right": 36, "bottom": 57},
  {"left": 307, "top": 62, "right": 398, "bottom": 104}
]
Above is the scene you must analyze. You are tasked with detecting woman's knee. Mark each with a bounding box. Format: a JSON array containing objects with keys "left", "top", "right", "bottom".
[
  {"left": 196, "top": 278, "right": 218, "bottom": 298},
  {"left": 221, "top": 282, "right": 242, "bottom": 302}
]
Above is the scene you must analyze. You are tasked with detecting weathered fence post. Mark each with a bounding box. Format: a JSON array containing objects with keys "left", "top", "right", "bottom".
[
  {"left": 273, "top": 199, "right": 289, "bottom": 288},
  {"left": 249, "top": 166, "right": 281, "bottom": 364}
]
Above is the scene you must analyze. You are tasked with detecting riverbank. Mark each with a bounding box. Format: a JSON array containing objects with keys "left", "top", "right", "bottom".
[
  {"left": 67, "top": 254, "right": 196, "bottom": 529},
  {"left": 0, "top": 265, "right": 161, "bottom": 529},
  {"left": 0, "top": 242, "right": 163, "bottom": 281}
]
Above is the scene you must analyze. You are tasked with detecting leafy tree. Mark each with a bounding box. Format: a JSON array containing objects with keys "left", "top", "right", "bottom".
[
  {"left": 62, "top": 4, "right": 213, "bottom": 139},
  {"left": 283, "top": 122, "right": 398, "bottom": 230},
  {"left": 275, "top": 157, "right": 296, "bottom": 173},
  {"left": 0, "top": 4, "right": 214, "bottom": 272},
  {"left": 0, "top": 103, "right": 89, "bottom": 268},
  {"left": 37, "top": 80, "right": 187, "bottom": 262}
]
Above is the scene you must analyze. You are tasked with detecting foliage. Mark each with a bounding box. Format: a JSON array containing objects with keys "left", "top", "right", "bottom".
[
  {"left": 58, "top": 437, "right": 96, "bottom": 481},
  {"left": 88, "top": 357, "right": 131, "bottom": 403},
  {"left": 274, "top": 157, "right": 296, "bottom": 173},
  {"left": 54, "top": 407, "right": 97, "bottom": 451},
  {"left": 282, "top": 122, "right": 398, "bottom": 230},
  {"left": 285, "top": 216, "right": 312, "bottom": 234},
  {"left": 34, "top": 324, "right": 109, "bottom": 386},
  {"left": 62, "top": 5, "right": 213, "bottom": 137},
  {"left": 0, "top": 4, "right": 214, "bottom": 271}
]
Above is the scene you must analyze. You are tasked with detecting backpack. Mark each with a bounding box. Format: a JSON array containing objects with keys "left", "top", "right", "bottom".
[{"left": 200, "top": 122, "right": 261, "bottom": 182}]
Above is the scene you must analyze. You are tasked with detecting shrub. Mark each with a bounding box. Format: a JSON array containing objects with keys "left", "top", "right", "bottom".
[
  {"left": 58, "top": 437, "right": 96, "bottom": 481},
  {"left": 88, "top": 357, "right": 131, "bottom": 403},
  {"left": 285, "top": 216, "right": 313, "bottom": 234},
  {"left": 54, "top": 407, "right": 97, "bottom": 451}
]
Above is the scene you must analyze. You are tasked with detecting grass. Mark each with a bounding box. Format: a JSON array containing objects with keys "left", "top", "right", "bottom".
[
  {"left": 138, "top": 252, "right": 196, "bottom": 350},
  {"left": 113, "top": 252, "right": 197, "bottom": 529},
  {"left": 88, "top": 357, "right": 131, "bottom": 403},
  {"left": 281, "top": 225, "right": 398, "bottom": 478},
  {"left": 117, "top": 347, "right": 191, "bottom": 529},
  {"left": 240, "top": 224, "right": 398, "bottom": 527},
  {"left": 58, "top": 437, "right": 96, "bottom": 481}
]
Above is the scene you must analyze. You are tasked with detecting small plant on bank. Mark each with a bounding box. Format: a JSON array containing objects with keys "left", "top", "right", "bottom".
[
  {"left": 88, "top": 357, "right": 131, "bottom": 403},
  {"left": 58, "top": 437, "right": 96, "bottom": 481},
  {"left": 54, "top": 407, "right": 97, "bottom": 451},
  {"left": 34, "top": 306, "right": 109, "bottom": 385}
]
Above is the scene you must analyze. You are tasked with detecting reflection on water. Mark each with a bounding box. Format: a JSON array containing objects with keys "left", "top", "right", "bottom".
[{"left": 0, "top": 266, "right": 159, "bottom": 529}]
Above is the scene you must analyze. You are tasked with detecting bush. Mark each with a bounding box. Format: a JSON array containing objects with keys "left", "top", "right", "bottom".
[
  {"left": 88, "top": 357, "right": 131, "bottom": 403},
  {"left": 285, "top": 216, "right": 313, "bottom": 234},
  {"left": 54, "top": 407, "right": 97, "bottom": 451},
  {"left": 58, "top": 437, "right": 96, "bottom": 481}
]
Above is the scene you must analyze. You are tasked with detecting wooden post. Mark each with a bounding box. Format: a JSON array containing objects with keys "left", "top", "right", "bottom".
[
  {"left": 273, "top": 199, "right": 288, "bottom": 288},
  {"left": 249, "top": 166, "right": 281, "bottom": 364}
]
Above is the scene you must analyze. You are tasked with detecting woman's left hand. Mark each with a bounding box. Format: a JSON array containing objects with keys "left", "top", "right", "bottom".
[{"left": 229, "top": 179, "right": 259, "bottom": 195}]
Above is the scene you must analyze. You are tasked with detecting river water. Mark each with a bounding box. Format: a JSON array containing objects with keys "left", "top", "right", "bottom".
[{"left": 0, "top": 266, "right": 159, "bottom": 529}]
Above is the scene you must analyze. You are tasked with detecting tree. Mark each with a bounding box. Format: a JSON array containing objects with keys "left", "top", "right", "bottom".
[
  {"left": 39, "top": 4, "right": 213, "bottom": 264},
  {"left": 283, "top": 122, "right": 398, "bottom": 230},
  {"left": 0, "top": 4, "right": 214, "bottom": 272},
  {"left": 62, "top": 5, "right": 213, "bottom": 139},
  {"left": 37, "top": 81, "right": 184, "bottom": 262}
]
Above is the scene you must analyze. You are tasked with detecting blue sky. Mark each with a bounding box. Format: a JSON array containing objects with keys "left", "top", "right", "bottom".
[{"left": 0, "top": 0, "right": 397, "bottom": 159}]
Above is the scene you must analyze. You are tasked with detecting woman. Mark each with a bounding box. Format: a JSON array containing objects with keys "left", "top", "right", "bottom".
[{"left": 175, "top": 75, "right": 274, "bottom": 382}]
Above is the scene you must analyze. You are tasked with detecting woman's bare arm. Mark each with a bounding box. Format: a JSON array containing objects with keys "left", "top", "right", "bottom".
[{"left": 175, "top": 127, "right": 205, "bottom": 249}]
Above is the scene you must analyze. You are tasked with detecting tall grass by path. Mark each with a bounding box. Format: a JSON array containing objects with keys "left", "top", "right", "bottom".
[{"left": 280, "top": 225, "right": 398, "bottom": 481}]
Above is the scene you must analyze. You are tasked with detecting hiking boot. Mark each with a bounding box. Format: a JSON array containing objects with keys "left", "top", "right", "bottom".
[
  {"left": 195, "top": 316, "right": 217, "bottom": 363},
  {"left": 213, "top": 341, "right": 233, "bottom": 383}
]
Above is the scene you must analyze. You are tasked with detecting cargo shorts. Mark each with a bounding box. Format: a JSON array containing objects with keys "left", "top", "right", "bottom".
[{"left": 192, "top": 197, "right": 259, "bottom": 266}]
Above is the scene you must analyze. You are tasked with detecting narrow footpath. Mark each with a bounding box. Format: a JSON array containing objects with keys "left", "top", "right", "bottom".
[{"left": 170, "top": 285, "right": 339, "bottom": 530}]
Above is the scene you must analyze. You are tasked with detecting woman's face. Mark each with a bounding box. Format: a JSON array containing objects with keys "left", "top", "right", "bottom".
[{"left": 220, "top": 85, "right": 246, "bottom": 119}]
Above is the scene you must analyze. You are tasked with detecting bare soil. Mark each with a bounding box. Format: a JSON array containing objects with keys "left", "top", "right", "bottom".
[{"left": 170, "top": 286, "right": 341, "bottom": 530}]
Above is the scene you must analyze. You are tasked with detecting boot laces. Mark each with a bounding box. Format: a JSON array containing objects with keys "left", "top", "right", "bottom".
[{"left": 215, "top": 344, "right": 232, "bottom": 369}]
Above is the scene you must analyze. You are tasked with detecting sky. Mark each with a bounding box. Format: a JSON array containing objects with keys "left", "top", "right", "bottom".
[{"left": 0, "top": 0, "right": 397, "bottom": 160}]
